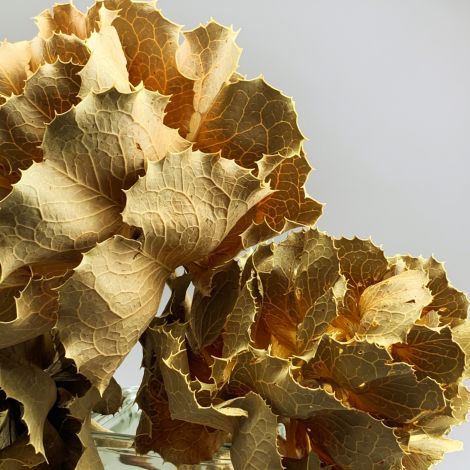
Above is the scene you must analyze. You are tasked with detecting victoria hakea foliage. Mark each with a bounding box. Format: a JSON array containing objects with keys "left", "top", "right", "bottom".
[{"left": 0, "top": 1, "right": 469, "bottom": 469}]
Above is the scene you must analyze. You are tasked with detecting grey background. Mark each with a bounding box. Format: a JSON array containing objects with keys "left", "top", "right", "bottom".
[{"left": 2, "top": 1, "right": 469, "bottom": 467}]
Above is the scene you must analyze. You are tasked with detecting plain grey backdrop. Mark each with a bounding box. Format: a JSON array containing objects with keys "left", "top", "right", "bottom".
[{"left": 2, "top": 1, "right": 469, "bottom": 468}]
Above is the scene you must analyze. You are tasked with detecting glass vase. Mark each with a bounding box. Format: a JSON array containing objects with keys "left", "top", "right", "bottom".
[{"left": 92, "top": 387, "right": 233, "bottom": 469}]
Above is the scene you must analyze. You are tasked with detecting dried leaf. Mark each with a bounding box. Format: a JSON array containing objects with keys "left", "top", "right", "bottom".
[
  {"left": 30, "top": 34, "right": 89, "bottom": 71},
  {"left": 91, "top": 377, "right": 122, "bottom": 415},
  {"left": 57, "top": 236, "right": 168, "bottom": 393},
  {"left": 194, "top": 77, "right": 304, "bottom": 169},
  {"left": 0, "top": 60, "right": 81, "bottom": 175},
  {"left": 87, "top": 0, "right": 195, "bottom": 133},
  {"left": 0, "top": 87, "right": 186, "bottom": 281},
  {"left": 227, "top": 348, "right": 344, "bottom": 419},
  {"left": 75, "top": 416, "right": 104, "bottom": 470},
  {"left": 0, "top": 351, "right": 56, "bottom": 457},
  {"left": 79, "top": 6, "right": 130, "bottom": 97},
  {"left": 240, "top": 153, "right": 323, "bottom": 248},
  {"left": 0, "top": 421, "right": 66, "bottom": 470},
  {"left": 399, "top": 255, "right": 469, "bottom": 326},
  {"left": 405, "top": 434, "right": 463, "bottom": 467},
  {"left": 391, "top": 325, "right": 465, "bottom": 384},
  {"left": 357, "top": 270, "right": 432, "bottom": 346},
  {"left": 177, "top": 21, "right": 242, "bottom": 139},
  {"left": 332, "top": 237, "right": 389, "bottom": 339},
  {"left": 453, "top": 322, "right": 470, "bottom": 377},
  {"left": 221, "top": 273, "right": 258, "bottom": 360},
  {"left": 0, "top": 273, "right": 66, "bottom": 349},
  {"left": 301, "top": 336, "right": 445, "bottom": 423},
  {"left": 136, "top": 369, "right": 226, "bottom": 464},
  {"left": 154, "top": 325, "right": 284, "bottom": 468},
  {"left": 136, "top": 323, "right": 237, "bottom": 464},
  {"left": 305, "top": 409, "right": 404, "bottom": 469},
  {"left": 190, "top": 154, "right": 323, "bottom": 273},
  {"left": 190, "top": 260, "right": 241, "bottom": 350},
  {"left": 229, "top": 392, "right": 283, "bottom": 470},
  {"left": 0, "top": 42, "right": 32, "bottom": 99},
  {"left": 244, "top": 230, "right": 344, "bottom": 356},
  {"left": 35, "top": 4, "right": 88, "bottom": 40},
  {"left": 122, "top": 148, "right": 271, "bottom": 267}
]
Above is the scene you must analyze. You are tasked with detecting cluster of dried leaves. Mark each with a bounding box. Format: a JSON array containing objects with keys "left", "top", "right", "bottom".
[{"left": 0, "top": 1, "right": 469, "bottom": 469}]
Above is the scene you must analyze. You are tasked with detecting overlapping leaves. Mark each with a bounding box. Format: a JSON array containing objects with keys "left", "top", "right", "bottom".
[
  {"left": 0, "top": 1, "right": 469, "bottom": 469},
  {"left": 135, "top": 230, "right": 470, "bottom": 469}
]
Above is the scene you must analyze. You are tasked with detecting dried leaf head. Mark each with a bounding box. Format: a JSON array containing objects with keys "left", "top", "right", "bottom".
[{"left": 0, "top": 1, "right": 469, "bottom": 469}]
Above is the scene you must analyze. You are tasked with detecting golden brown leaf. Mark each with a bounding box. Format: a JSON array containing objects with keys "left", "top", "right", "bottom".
[
  {"left": 398, "top": 255, "right": 469, "bottom": 326},
  {"left": 122, "top": 148, "right": 271, "bottom": 267},
  {"left": 35, "top": 4, "right": 88, "bottom": 40},
  {"left": 0, "top": 42, "right": 32, "bottom": 99},
  {"left": 156, "top": 325, "right": 284, "bottom": 468},
  {"left": 405, "top": 434, "right": 463, "bottom": 469},
  {"left": 30, "top": 34, "right": 89, "bottom": 71},
  {"left": 302, "top": 336, "right": 445, "bottom": 423},
  {"left": 244, "top": 230, "right": 344, "bottom": 356},
  {"left": 57, "top": 236, "right": 168, "bottom": 393},
  {"left": 220, "top": 273, "right": 259, "bottom": 360},
  {"left": 0, "top": 87, "right": 186, "bottom": 281},
  {"left": 0, "top": 60, "right": 81, "bottom": 176},
  {"left": 0, "top": 273, "right": 66, "bottom": 349},
  {"left": 190, "top": 154, "right": 323, "bottom": 274},
  {"left": 194, "top": 77, "right": 304, "bottom": 169},
  {"left": 136, "top": 369, "right": 226, "bottom": 464},
  {"left": 452, "top": 321, "right": 470, "bottom": 378},
  {"left": 0, "top": 351, "right": 56, "bottom": 457},
  {"left": 228, "top": 392, "right": 284, "bottom": 470},
  {"left": 391, "top": 325, "right": 465, "bottom": 384},
  {"left": 228, "top": 348, "right": 343, "bottom": 419},
  {"left": 305, "top": 409, "right": 404, "bottom": 470},
  {"left": 92, "top": 377, "right": 123, "bottom": 415},
  {"left": 177, "top": 21, "right": 242, "bottom": 139},
  {"left": 190, "top": 260, "right": 241, "bottom": 350},
  {"left": 0, "top": 420, "right": 66, "bottom": 470},
  {"left": 357, "top": 270, "right": 432, "bottom": 346},
  {"left": 241, "top": 153, "right": 323, "bottom": 248},
  {"left": 79, "top": 6, "right": 130, "bottom": 97},
  {"left": 331, "top": 237, "right": 389, "bottom": 339},
  {"left": 88, "top": 0, "right": 195, "bottom": 134},
  {"left": 76, "top": 416, "right": 104, "bottom": 470}
]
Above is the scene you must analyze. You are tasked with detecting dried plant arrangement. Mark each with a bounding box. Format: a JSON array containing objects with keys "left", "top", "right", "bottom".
[{"left": 0, "top": 1, "right": 469, "bottom": 469}]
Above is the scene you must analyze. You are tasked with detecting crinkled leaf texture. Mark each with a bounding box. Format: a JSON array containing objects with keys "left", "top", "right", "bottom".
[{"left": 0, "top": 1, "right": 469, "bottom": 469}]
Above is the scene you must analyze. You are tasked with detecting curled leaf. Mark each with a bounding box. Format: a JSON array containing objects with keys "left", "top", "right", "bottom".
[
  {"left": 177, "top": 21, "right": 242, "bottom": 139},
  {"left": 0, "top": 42, "right": 32, "bottom": 99},
  {"left": 87, "top": 0, "right": 195, "bottom": 133},
  {"left": 0, "top": 351, "right": 56, "bottom": 457},
  {"left": 0, "top": 86, "right": 186, "bottom": 281},
  {"left": 243, "top": 229, "right": 344, "bottom": 356},
  {"left": 0, "top": 60, "right": 82, "bottom": 176},
  {"left": 357, "top": 270, "right": 432, "bottom": 347},
  {"left": 301, "top": 336, "right": 445, "bottom": 423},
  {"left": 227, "top": 348, "right": 344, "bottom": 420},
  {"left": 391, "top": 325, "right": 465, "bottom": 384},
  {"left": 194, "top": 77, "right": 304, "bottom": 169},
  {"left": 122, "top": 148, "right": 272, "bottom": 267},
  {"left": 78, "top": 6, "right": 130, "bottom": 97},
  {"left": 0, "top": 273, "right": 66, "bottom": 349},
  {"left": 57, "top": 236, "right": 168, "bottom": 393},
  {"left": 305, "top": 409, "right": 404, "bottom": 469}
]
